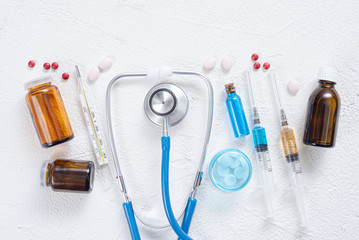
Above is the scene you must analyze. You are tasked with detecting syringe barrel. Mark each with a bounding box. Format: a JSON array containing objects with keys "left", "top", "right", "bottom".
[
  {"left": 280, "top": 127, "right": 300, "bottom": 166},
  {"left": 252, "top": 126, "right": 273, "bottom": 172}
]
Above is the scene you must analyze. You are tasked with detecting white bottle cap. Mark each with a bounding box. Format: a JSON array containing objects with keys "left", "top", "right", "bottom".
[
  {"left": 24, "top": 75, "right": 53, "bottom": 90},
  {"left": 317, "top": 67, "right": 338, "bottom": 82}
]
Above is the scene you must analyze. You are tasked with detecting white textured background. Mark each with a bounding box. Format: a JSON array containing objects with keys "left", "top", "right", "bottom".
[{"left": 1, "top": 1, "right": 359, "bottom": 239}]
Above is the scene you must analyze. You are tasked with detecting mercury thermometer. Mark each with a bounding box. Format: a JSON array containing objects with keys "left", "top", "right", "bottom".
[{"left": 75, "top": 65, "right": 108, "bottom": 166}]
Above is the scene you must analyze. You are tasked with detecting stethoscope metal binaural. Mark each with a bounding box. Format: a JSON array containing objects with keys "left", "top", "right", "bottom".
[{"left": 106, "top": 66, "right": 213, "bottom": 240}]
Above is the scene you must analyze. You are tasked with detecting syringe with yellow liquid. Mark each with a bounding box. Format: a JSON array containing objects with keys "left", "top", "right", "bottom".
[{"left": 271, "top": 71, "right": 309, "bottom": 227}]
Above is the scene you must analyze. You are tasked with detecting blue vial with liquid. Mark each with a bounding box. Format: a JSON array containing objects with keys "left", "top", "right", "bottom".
[{"left": 225, "top": 83, "right": 250, "bottom": 138}]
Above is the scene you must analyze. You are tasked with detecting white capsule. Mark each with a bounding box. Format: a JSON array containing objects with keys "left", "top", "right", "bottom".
[
  {"left": 98, "top": 57, "right": 114, "bottom": 71},
  {"left": 203, "top": 56, "right": 217, "bottom": 70},
  {"left": 88, "top": 67, "right": 100, "bottom": 82},
  {"left": 221, "top": 56, "right": 233, "bottom": 71},
  {"left": 287, "top": 79, "right": 300, "bottom": 95}
]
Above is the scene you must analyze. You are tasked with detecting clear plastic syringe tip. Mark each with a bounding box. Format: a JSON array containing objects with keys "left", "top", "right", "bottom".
[
  {"left": 280, "top": 108, "right": 289, "bottom": 126},
  {"left": 252, "top": 106, "right": 260, "bottom": 124}
]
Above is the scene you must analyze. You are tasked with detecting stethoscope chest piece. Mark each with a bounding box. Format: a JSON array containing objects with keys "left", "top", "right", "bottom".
[{"left": 144, "top": 83, "right": 188, "bottom": 126}]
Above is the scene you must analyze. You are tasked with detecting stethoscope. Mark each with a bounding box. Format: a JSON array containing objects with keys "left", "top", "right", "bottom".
[{"left": 106, "top": 66, "right": 213, "bottom": 240}]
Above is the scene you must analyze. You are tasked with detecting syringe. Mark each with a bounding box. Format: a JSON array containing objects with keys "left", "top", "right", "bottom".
[
  {"left": 75, "top": 65, "right": 109, "bottom": 166},
  {"left": 271, "top": 71, "right": 309, "bottom": 227},
  {"left": 246, "top": 69, "right": 274, "bottom": 217}
]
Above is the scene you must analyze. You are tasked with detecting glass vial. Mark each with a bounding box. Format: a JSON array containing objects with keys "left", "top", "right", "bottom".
[
  {"left": 303, "top": 67, "right": 341, "bottom": 148},
  {"left": 25, "top": 76, "right": 74, "bottom": 148},
  {"left": 225, "top": 83, "right": 250, "bottom": 138},
  {"left": 41, "top": 159, "right": 95, "bottom": 192}
]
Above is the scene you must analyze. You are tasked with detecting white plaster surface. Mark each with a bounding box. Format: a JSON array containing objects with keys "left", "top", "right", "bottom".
[{"left": 1, "top": 1, "right": 359, "bottom": 239}]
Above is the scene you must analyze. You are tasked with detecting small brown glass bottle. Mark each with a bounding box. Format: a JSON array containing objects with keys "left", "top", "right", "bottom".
[
  {"left": 25, "top": 76, "right": 74, "bottom": 148},
  {"left": 41, "top": 159, "right": 95, "bottom": 192},
  {"left": 303, "top": 67, "right": 340, "bottom": 148}
]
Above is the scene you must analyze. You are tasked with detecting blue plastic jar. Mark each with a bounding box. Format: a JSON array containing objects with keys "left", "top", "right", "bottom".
[{"left": 209, "top": 149, "right": 252, "bottom": 192}]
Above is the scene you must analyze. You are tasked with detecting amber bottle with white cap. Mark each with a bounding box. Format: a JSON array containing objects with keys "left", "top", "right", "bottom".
[
  {"left": 25, "top": 76, "right": 74, "bottom": 147},
  {"left": 303, "top": 67, "right": 340, "bottom": 147}
]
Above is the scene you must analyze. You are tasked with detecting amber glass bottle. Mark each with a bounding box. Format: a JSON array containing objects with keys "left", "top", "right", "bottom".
[
  {"left": 303, "top": 68, "right": 340, "bottom": 148},
  {"left": 41, "top": 159, "right": 95, "bottom": 192},
  {"left": 25, "top": 76, "right": 74, "bottom": 148}
]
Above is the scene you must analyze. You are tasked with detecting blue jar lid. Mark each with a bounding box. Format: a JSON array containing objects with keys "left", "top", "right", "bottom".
[{"left": 209, "top": 149, "right": 252, "bottom": 192}]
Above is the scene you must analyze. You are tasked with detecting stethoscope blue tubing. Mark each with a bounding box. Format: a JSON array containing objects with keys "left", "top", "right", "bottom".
[{"left": 162, "top": 136, "right": 193, "bottom": 240}]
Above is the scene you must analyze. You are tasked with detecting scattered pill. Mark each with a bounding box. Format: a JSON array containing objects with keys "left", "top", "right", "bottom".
[
  {"left": 221, "top": 56, "right": 233, "bottom": 71},
  {"left": 28, "top": 60, "right": 35, "bottom": 68},
  {"left": 88, "top": 67, "right": 100, "bottom": 82},
  {"left": 224, "top": 175, "right": 237, "bottom": 186},
  {"left": 287, "top": 79, "right": 300, "bottom": 95},
  {"left": 62, "top": 72, "right": 70, "bottom": 80},
  {"left": 253, "top": 62, "right": 261, "bottom": 70},
  {"left": 51, "top": 62, "right": 59, "bottom": 69},
  {"left": 203, "top": 56, "right": 217, "bottom": 70},
  {"left": 98, "top": 57, "right": 114, "bottom": 71},
  {"left": 263, "top": 62, "right": 270, "bottom": 70},
  {"left": 251, "top": 53, "right": 259, "bottom": 61},
  {"left": 43, "top": 62, "right": 50, "bottom": 70}
]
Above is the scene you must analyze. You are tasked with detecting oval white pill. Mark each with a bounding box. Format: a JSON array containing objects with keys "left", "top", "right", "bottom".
[
  {"left": 287, "top": 79, "right": 300, "bottom": 95},
  {"left": 88, "top": 67, "right": 100, "bottom": 82},
  {"left": 221, "top": 56, "right": 233, "bottom": 71},
  {"left": 203, "top": 56, "right": 216, "bottom": 70},
  {"left": 98, "top": 57, "right": 114, "bottom": 71}
]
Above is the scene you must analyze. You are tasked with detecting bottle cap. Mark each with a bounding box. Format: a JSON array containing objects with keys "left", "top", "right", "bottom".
[
  {"left": 40, "top": 161, "right": 51, "bottom": 187},
  {"left": 317, "top": 67, "right": 338, "bottom": 82},
  {"left": 24, "top": 76, "right": 52, "bottom": 90}
]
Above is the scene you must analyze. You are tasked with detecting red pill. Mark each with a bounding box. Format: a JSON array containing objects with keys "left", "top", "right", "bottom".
[
  {"left": 263, "top": 62, "right": 270, "bottom": 70},
  {"left": 253, "top": 62, "right": 261, "bottom": 70},
  {"left": 251, "top": 53, "right": 259, "bottom": 61},
  {"left": 51, "top": 62, "right": 59, "bottom": 69},
  {"left": 28, "top": 60, "right": 35, "bottom": 68},
  {"left": 43, "top": 62, "right": 51, "bottom": 70},
  {"left": 62, "top": 72, "right": 70, "bottom": 80}
]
